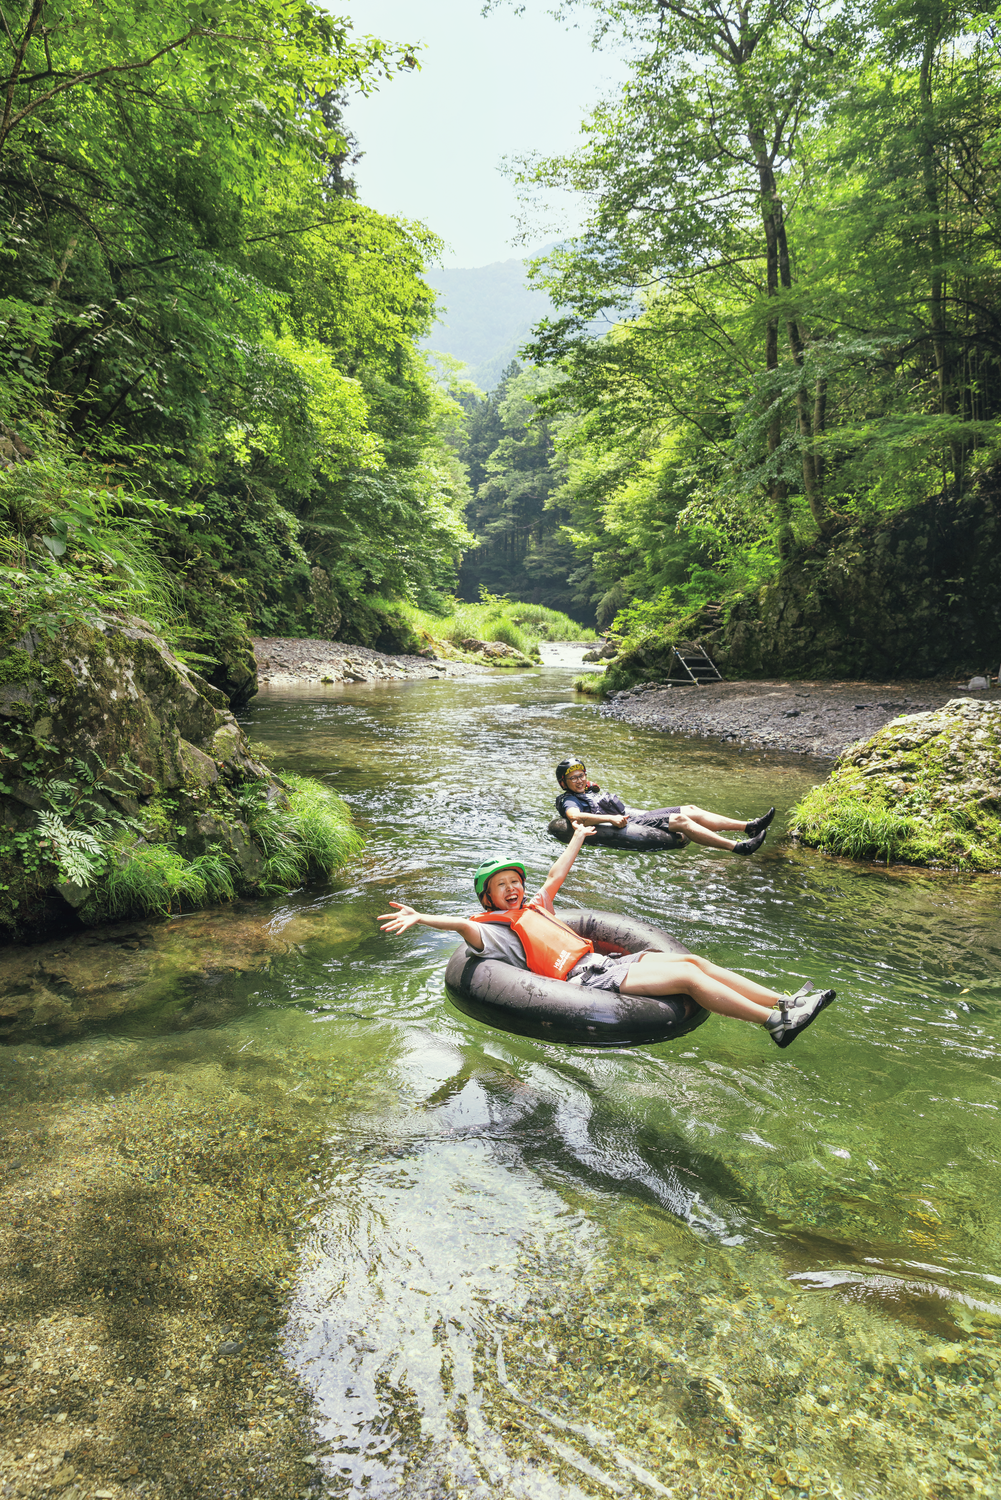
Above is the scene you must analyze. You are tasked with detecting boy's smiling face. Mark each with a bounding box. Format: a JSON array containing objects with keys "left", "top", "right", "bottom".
[
  {"left": 484, "top": 868, "right": 526, "bottom": 910},
  {"left": 564, "top": 766, "right": 589, "bottom": 792}
]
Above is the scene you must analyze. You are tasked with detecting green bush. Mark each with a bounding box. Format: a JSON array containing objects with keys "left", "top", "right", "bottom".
[
  {"left": 488, "top": 617, "right": 532, "bottom": 655},
  {"left": 98, "top": 846, "right": 236, "bottom": 919},
  {"left": 399, "top": 595, "right": 596, "bottom": 658},
  {"left": 572, "top": 673, "right": 607, "bottom": 697},
  {"left": 0, "top": 456, "right": 188, "bottom": 647},
  {"left": 238, "top": 774, "right": 363, "bottom": 892}
]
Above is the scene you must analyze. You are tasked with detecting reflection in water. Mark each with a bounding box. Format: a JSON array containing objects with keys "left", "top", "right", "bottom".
[{"left": 3, "top": 669, "right": 1001, "bottom": 1497}]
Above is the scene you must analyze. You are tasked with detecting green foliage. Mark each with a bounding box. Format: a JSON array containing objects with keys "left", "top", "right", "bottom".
[
  {"left": 399, "top": 593, "right": 596, "bottom": 658},
  {"left": 572, "top": 674, "right": 607, "bottom": 697},
  {"left": 237, "top": 775, "right": 363, "bottom": 892},
  {"left": 0, "top": 740, "right": 152, "bottom": 893},
  {"left": 0, "top": 0, "right": 467, "bottom": 658},
  {"left": 495, "top": 0, "right": 1001, "bottom": 646},
  {"left": 99, "top": 846, "right": 237, "bottom": 920},
  {"left": 454, "top": 364, "right": 583, "bottom": 617},
  {"left": 790, "top": 785, "right": 1001, "bottom": 871},
  {"left": 0, "top": 453, "right": 186, "bottom": 641}
]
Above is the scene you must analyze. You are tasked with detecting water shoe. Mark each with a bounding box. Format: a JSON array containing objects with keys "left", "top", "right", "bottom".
[
  {"left": 745, "top": 807, "right": 776, "bottom": 837},
  {"left": 733, "top": 830, "right": 767, "bottom": 856},
  {"left": 766, "top": 989, "right": 836, "bottom": 1048}
]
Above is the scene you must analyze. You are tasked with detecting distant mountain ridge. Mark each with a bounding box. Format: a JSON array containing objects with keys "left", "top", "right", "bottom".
[{"left": 423, "top": 256, "right": 553, "bottom": 392}]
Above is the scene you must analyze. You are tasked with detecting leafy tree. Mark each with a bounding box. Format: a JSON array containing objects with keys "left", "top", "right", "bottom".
[
  {"left": 456, "top": 363, "right": 582, "bottom": 614},
  {"left": 492, "top": 0, "right": 1001, "bottom": 641},
  {"left": 0, "top": 0, "right": 471, "bottom": 662},
  {"left": 514, "top": 0, "right": 846, "bottom": 549}
]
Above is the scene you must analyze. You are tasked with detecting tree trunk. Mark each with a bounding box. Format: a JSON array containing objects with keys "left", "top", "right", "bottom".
[
  {"left": 752, "top": 133, "right": 793, "bottom": 556},
  {"left": 918, "top": 19, "right": 962, "bottom": 484}
]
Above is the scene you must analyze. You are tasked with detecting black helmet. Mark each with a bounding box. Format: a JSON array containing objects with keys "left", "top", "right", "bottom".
[{"left": 556, "top": 757, "right": 587, "bottom": 789}]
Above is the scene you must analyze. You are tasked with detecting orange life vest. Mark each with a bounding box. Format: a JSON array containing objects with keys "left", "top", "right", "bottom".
[{"left": 472, "top": 896, "right": 593, "bottom": 981}]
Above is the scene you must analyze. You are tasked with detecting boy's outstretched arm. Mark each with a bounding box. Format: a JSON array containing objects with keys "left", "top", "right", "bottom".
[
  {"left": 379, "top": 903, "right": 485, "bottom": 950},
  {"left": 540, "top": 823, "right": 595, "bottom": 901}
]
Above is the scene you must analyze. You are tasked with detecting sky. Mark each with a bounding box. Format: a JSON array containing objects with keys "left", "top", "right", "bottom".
[{"left": 339, "top": 0, "right": 628, "bottom": 269}]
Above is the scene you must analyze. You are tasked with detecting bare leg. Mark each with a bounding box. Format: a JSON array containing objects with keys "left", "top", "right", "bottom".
[
  {"left": 668, "top": 808, "right": 738, "bottom": 851},
  {"left": 677, "top": 803, "right": 748, "bottom": 832},
  {"left": 619, "top": 953, "right": 782, "bottom": 1024}
]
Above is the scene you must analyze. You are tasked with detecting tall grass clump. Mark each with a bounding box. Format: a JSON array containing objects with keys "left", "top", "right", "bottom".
[
  {"left": 572, "top": 673, "right": 606, "bottom": 697},
  {"left": 791, "top": 785, "right": 1001, "bottom": 870},
  {"left": 99, "top": 845, "right": 236, "bottom": 918},
  {"left": 239, "top": 774, "right": 363, "bottom": 891}
]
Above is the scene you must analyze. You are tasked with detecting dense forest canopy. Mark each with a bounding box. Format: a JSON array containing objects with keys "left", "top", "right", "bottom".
[
  {"left": 0, "top": 0, "right": 471, "bottom": 674},
  {"left": 455, "top": 0, "right": 1001, "bottom": 639},
  {"left": 4, "top": 0, "right": 1001, "bottom": 661}
]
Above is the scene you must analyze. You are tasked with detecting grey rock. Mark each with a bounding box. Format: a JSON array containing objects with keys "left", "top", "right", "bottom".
[
  {"left": 0, "top": 617, "right": 290, "bottom": 942},
  {"left": 967, "top": 675, "right": 989, "bottom": 690},
  {"left": 216, "top": 1339, "right": 244, "bottom": 1356}
]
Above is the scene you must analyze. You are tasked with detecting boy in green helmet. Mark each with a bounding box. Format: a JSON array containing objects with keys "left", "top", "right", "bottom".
[{"left": 379, "top": 822, "right": 836, "bottom": 1048}]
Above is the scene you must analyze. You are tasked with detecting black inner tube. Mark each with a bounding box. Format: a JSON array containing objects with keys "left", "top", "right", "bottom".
[
  {"left": 444, "top": 907, "right": 709, "bottom": 1048},
  {"left": 548, "top": 816, "right": 685, "bottom": 851}
]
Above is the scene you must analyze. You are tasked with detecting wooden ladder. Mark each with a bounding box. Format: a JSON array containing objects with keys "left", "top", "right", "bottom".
[{"left": 666, "top": 641, "right": 722, "bottom": 685}]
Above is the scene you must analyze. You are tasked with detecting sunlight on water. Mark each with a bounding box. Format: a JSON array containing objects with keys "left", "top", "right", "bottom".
[{"left": 3, "top": 668, "right": 1001, "bottom": 1497}]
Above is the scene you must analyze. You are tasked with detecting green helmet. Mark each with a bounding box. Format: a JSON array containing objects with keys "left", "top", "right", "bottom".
[{"left": 473, "top": 858, "right": 527, "bottom": 899}]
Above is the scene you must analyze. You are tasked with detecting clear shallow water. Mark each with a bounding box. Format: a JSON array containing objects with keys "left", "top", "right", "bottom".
[{"left": 3, "top": 670, "right": 1001, "bottom": 1497}]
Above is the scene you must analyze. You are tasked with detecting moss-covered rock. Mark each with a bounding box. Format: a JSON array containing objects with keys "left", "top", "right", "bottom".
[
  {"left": 0, "top": 617, "right": 360, "bottom": 941},
  {"left": 789, "top": 699, "right": 1001, "bottom": 870},
  {"left": 458, "top": 637, "right": 534, "bottom": 667}
]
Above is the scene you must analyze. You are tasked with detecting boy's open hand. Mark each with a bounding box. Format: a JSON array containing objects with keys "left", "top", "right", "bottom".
[
  {"left": 571, "top": 823, "right": 597, "bottom": 840},
  {"left": 379, "top": 901, "right": 422, "bottom": 934}
]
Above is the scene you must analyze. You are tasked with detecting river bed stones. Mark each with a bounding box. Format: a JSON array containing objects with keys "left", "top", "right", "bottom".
[
  {"left": 602, "top": 677, "right": 988, "bottom": 758},
  {"left": 790, "top": 698, "right": 1001, "bottom": 869},
  {"left": 0, "top": 900, "right": 360, "bottom": 1041},
  {"left": 252, "top": 635, "right": 487, "bottom": 687},
  {"left": 0, "top": 1044, "right": 334, "bottom": 1500}
]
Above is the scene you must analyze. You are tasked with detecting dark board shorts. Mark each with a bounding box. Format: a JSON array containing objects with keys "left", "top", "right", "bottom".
[{"left": 629, "top": 807, "right": 682, "bottom": 826}]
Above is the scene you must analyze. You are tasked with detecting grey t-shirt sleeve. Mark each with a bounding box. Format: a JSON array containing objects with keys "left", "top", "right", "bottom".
[{"left": 464, "top": 921, "right": 528, "bottom": 968}]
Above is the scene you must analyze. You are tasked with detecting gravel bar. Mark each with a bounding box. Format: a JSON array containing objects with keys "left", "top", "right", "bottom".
[
  {"left": 602, "top": 677, "right": 1001, "bottom": 759},
  {"left": 252, "top": 635, "right": 486, "bottom": 687}
]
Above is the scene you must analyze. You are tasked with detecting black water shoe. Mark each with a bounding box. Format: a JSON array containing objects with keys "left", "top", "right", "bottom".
[
  {"left": 766, "top": 989, "right": 836, "bottom": 1048},
  {"left": 733, "top": 830, "right": 767, "bottom": 856},
  {"left": 745, "top": 807, "right": 776, "bottom": 837}
]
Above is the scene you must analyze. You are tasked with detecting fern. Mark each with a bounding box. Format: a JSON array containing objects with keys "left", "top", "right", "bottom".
[{"left": 35, "top": 809, "right": 106, "bottom": 885}]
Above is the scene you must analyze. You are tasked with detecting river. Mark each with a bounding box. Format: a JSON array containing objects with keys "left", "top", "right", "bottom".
[{"left": 3, "top": 666, "right": 1000, "bottom": 1499}]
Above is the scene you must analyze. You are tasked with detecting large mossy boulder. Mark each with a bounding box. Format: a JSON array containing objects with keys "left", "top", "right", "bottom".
[
  {"left": 0, "top": 616, "right": 359, "bottom": 941},
  {"left": 790, "top": 699, "right": 1001, "bottom": 870}
]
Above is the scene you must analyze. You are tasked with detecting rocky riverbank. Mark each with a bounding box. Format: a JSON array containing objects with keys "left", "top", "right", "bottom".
[
  {"left": 252, "top": 636, "right": 491, "bottom": 687},
  {"left": 601, "top": 678, "right": 1001, "bottom": 758},
  {"left": 1, "top": 618, "right": 359, "bottom": 943}
]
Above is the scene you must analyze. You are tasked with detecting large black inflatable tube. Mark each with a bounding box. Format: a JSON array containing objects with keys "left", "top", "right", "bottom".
[
  {"left": 548, "top": 815, "right": 685, "bottom": 852},
  {"left": 444, "top": 907, "right": 709, "bottom": 1048}
]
